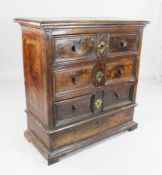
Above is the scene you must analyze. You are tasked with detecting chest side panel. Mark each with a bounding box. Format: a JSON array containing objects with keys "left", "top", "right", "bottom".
[{"left": 22, "top": 27, "right": 53, "bottom": 129}]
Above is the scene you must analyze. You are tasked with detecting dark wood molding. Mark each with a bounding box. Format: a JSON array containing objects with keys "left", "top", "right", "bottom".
[
  {"left": 25, "top": 120, "right": 137, "bottom": 165},
  {"left": 14, "top": 17, "right": 149, "bottom": 29}
]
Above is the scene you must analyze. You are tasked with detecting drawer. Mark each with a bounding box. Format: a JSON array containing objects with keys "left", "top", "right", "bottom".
[
  {"left": 54, "top": 94, "right": 93, "bottom": 125},
  {"left": 54, "top": 62, "right": 106, "bottom": 96},
  {"left": 54, "top": 35, "right": 97, "bottom": 63},
  {"left": 108, "top": 33, "right": 138, "bottom": 55},
  {"left": 54, "top": 85, "right": 133, "bottom": 126},
  {"left": 104, "top": 85, "right": 133, "bottom": 110},
  {"left": 51, "top": 107, "right": 134, "bottom": 149},
  {"left": 106, "top": 56, "right": 134, "bottom": 83},
  {"left": 54, "top": 65, "right": 94, "bottom": 95}
]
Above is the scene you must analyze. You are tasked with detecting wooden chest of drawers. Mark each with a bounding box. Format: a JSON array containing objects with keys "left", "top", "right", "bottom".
[{"left": 15, "top": 18, "right": 148, "bottom": 165}]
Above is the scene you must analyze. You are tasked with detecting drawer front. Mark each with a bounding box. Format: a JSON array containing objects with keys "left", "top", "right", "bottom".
[
  {"left": 54, "top": 66, "right": 94, "bottom": 95},
  {"left": 54, "top": 35, "right": 97, "bottom": 62},
  {"left": 104, "top": 85, "right": 133, "bottom": 110},
  {"left": 54, "top": 62, "right": 107, "bottom": 95},
  {"left": 108, "top": 33, "right": 138, "bottom": 55},
  {"left": 54, "top": 84, "right": 134, "bottom": 126},
  {"left": 106, "top": 56, "right": 134, "bottom": 83},
  {"left": 54, "top": 94, "right": 93, "bottom": 125},
  {"left": 51, "top": 107, "right": 134, "bottom": 149}
]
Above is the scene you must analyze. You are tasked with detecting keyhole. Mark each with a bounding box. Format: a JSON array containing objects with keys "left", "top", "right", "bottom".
[{"left": 100, "top": 44, "right": 104, "bottom": 48}]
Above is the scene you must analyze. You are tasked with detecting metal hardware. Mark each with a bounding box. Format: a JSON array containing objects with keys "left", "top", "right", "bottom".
[
  {"left": 71, "top": 76, "right": 80, "bottom": 84},
  {"left": 95, "top": 99, "right": 103, "bottom": 110},
  {"left": 117, "top": 66, "right": 125, "bottom": 75},
  {"left": 96, "top": 71, "right": 104, "bottom": 82},
  {"left": 120, "top": 40, "right": 127, "bottom": 47},
  {"left": 114, "top": 92, "right": 120, "bottom": 98},
  {"left": 72, "top": 39, "right": 81, "bottom": 52},
  {"left": 72, "top": 104, "right": 76, "bottom": 112},
  {"left": 97, "top": 41, "right": 108, "bottom": 55}
]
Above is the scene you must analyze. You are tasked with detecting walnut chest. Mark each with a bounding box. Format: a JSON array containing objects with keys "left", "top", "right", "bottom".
[{"left": 15, "top": 18, "right": 148, "bottom": 165}]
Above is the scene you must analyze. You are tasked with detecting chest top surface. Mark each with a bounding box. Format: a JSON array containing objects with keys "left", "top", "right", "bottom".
[{"left": 14, "top": 17, "right": 149, "bottom": 28}]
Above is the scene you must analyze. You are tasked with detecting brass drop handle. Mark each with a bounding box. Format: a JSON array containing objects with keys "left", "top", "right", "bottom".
[
  {"left": 120, "top": 40, "right": 127, "bottom": 47},
  {"left": 117, "top": 66, "right": 125, "bottom": 75},
  {"left": 72, "top": 104, "right": 77, "bottom": 112},
  {"left": 114, "top": 92, "right": 120, "bottom": 98},
  {"left": 71, "top": 76, "right": 80, "bottom": 84},
  {"left": 71, "top": 45, "right": 80, "bottom": 52},
  {"left": 97, "top": 41, "right": 108, "bottom": 55},
  {"left": 96, "top": 71, "right": 104, "bottom": 82},
  {"left": 96, "top": 120, "right": 102, "bottom": 126},
  {"left": 72, "top": 40, "right": 81, "bottom": 52},
  {"left": 71, "top": 45, "right": 76, "bottom": 52}
]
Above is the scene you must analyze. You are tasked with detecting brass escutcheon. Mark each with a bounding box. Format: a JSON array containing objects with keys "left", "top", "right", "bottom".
[
  {"left": 95, "top": 99, "right": 103, "bottom": 110},
  {"left": 96, "top": 71, "right": 104, "bottom": 82},
  {"left": 97, "top": 41, "right": 108, "bottom": 55}
]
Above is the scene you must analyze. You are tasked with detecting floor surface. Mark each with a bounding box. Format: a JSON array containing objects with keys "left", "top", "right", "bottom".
[{"left": 0, "top": 78, "right": 162, "bottom": 175}]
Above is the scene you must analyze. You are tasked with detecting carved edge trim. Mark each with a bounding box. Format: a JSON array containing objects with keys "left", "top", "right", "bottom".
[
  {"left": 50, "top": 121, "right": 138, "bottom": 158},
  {"left": 14, "top": 18, "right": 149, "bottom": 29},
  {"left": 24, "top": 120, "right": 138, "bottom": 165}
]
